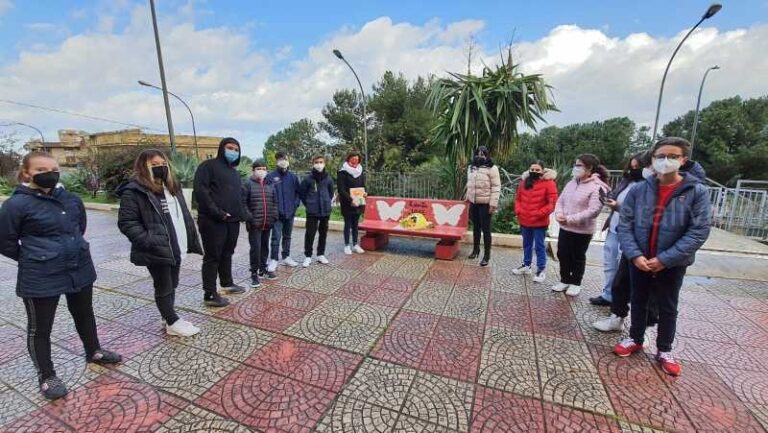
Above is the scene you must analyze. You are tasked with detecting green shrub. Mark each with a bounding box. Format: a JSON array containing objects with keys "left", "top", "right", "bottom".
[
  {"left": 492, "top": 205, "right": 521, "bottom": 234},
  {"left": 171, "top": 153, "right": 200, "bottom": 188},
  {"left": 0, "top": 176, "right": 14, "bottom": 195},
  {"left": 97, "top": 146, "right": 169, "bottom": 198}
]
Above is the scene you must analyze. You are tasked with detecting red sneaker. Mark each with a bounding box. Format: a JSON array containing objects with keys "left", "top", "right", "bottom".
[
  {"left": 614, "top": 338, "right": 643, "bottom": 357},
  {"left": 656, "top": 352, "right": 682, "bottom": 376}
]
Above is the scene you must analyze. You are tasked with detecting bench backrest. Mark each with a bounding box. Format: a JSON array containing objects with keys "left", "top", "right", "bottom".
[{"left": 363, "top": 196, "right": 469, "bottom": 229}]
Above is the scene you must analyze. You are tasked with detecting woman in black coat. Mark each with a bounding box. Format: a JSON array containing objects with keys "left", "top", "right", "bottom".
[
  {"left": 117, "top": 149, "right": 203, "bottom": 338},
  {"left": 0, "top": 152, "right": 121, "bottom": 400},
  {"left": 337, "top": 151, "right": 366, "bottom": 255}
]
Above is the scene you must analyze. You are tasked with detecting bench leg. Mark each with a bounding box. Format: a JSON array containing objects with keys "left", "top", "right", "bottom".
[
  {"left": 434, "top": 239, "right": 459, "bottom": 260},
  {"left": 361, "top": 232, "right": 388, "bottom": 251}
]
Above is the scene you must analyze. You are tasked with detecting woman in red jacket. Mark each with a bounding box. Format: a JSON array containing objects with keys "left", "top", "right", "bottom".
[{"left": 513, "top": 161, "right": 558, "bottom": 283}]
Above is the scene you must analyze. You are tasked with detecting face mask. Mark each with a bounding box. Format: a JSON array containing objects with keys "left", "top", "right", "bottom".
[
  {"left": 253, "top": 169, "right": 267, "bottom": 179},
  {"left": 151, "top": 166, "right": 168, "bottom": 181},
  {"left": 653, "top": 158, "right": 681, "bottom": 175},
  {"left": 473, "top": 156, "right": 486, "bottom": 165},
  {"left": 572, "top": 166, "right": 585, "bottom": 178},
  {"left": 313, "top": 163, "right": 325, "bottom": 172},
  {"left": 32, "top": 171, "right": 60, "bottom": 189},
  {"left": 348, "top": 159, "right": 360, "bottom": 168},
  {"left": 628, "top": 168, "right": 643, "bottom": 181},
  {"left": 277, "top": 159, "right": 289, "bottom": 169},
  {"left": 642, "top": 167, "right": 655, "bottom": 179},
  {"left": 529, "top": 171, "right": 542, "bottom": 180},
  {"left": 224, "top": 149, "right": 239, "bottom": 164}
]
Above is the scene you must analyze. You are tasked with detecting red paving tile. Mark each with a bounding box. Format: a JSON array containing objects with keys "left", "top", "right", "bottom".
[
  {"left": 366, "top": 287, "right": 411, "bottom": 308},
  {"left": 433, "top": 317, "right": 484, "bottom": 346},
  {"left": 471, "top": 386, "right": 546, "bottom": 433},
  {"left": 529, "top": 297, "right": 583, "bottom": 341},
  {"left": 387, "top": 311, "right": 441, "bottom": 337},
  {"left": 244, "top": 336, "right": 317, "bottom": 375},
  {"left": 223, "top": 300, "right": 307, "bottom": 332},
  {"left": 487, "top": 292, "right": 532, "bottom": 331},
  {"left": 105, "top": 329, "right": 165, "bottom": 360},
  {"left": 0, "top": 326, "right": 26, "bottom": 365},
  {"left": 372, "top": 330, "right": 429, "bottom": 368},
  {"left": 420, "top": 338, "right": 482, "bottom": 382},
  {"left": 542, "top": 401, "right": 621, "bottom": 433},
  {"left": 294, "top": 345, "right": 362, "bottom": 392},
  {"left": 380, "top": 276, "right": 419, "bottom": 292},
  {"left": 334, "top": 281, "right": 379, "bottom": 302},
  {"left": 0, "top": 410, "right": 72, "bottom": 433}
]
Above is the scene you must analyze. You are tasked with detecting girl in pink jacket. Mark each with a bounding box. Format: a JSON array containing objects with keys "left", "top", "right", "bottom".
[{"left": 553, "top": 154, "right": 610, "bottom": 296}]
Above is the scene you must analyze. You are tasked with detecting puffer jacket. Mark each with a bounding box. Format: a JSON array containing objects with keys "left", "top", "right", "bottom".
[
  {"left": 0, "top": 185, "right": 97, "bottom": 298},
  {"left": 466, "top": 165, "right": 501, "bottom": 207},
  {"left": 555, "top": 174, "right": 611, "bottom": 235},
  {"left": 300, "top": 170, "right": 334, "bottom": 218},
  {"left": 243, "top": 177, "right": 279, "bottom": 230},
  {"left": 117, "top": 180, "right": 203, "bottom": 267},
  {"left": 514, "top": 169, "right": 558, "bottom": 228},
  {"left": 618, "top": 173, "right": 712, "bottom": 268}
]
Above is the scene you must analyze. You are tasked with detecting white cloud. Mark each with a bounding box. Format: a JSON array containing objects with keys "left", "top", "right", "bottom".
[{"left": 0, "top": 3, "right": 766, "bottom": 158}]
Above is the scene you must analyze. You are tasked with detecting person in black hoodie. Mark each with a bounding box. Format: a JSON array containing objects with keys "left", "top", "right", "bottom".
[
  {"left": 337, "top": 151, "right": 366, "bottom": 255},
  {"left": 299, "top": 155, "right": 334, "bottom": 267},
  {"left": 117, "top": 149, "right": 204, "bottom": 337},
  {"left": 243, "top": 159, "right": 279, "bottom": 288},
  {"left": 0, "top": 151, "right": 121, "bottom": 400},
  {"left": 193, "top": 137, "right": 248, "bottom": 307}
]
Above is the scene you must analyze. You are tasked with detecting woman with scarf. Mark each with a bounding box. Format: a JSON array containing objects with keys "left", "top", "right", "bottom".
[
  {"left": 466, "top": 146, "right": 501, "bottom": 266},
  {"left": 337, "top": 151, "right": 366, "bottom": 255}
]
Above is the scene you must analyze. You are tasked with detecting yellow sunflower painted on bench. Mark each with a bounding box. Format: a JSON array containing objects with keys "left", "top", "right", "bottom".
[{"left": 399, "top": 213, "right": 435, "bottom": 230}]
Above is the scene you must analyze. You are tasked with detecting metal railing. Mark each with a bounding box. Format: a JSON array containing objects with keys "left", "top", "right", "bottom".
[{"left": 710, "top": 180, "right": 768, "bottom": 241}]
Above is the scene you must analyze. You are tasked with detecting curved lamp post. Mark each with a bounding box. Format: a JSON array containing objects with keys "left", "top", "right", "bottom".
[
  {"left": 149, "top": 0, "right": 176, "bottom": 154},
  {"left": 138, "top": 80, "right": 199, "bottom": 159},
  {"left": 10, "top": 121, "right": 45, "bottom": 143},
  {"left": 651, "top": 3, "right": 722, "bottom": 141},
  {"left": 333, "top": 49, "right": 368, "bottom": 165},
  {"left": 690, "top": 65, "right": 720, "bottom": 154}
]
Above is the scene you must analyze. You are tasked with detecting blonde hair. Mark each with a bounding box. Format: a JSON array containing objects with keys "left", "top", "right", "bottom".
[{"left": 18, "top": 151, "right": 56, "bottom": 182}]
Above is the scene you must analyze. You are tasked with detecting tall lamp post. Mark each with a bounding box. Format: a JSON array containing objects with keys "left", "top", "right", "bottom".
[
  {"left": 5, "top": 122, "right": 45, "bottom": 143},
  {"left": 690, "top": 65, "right": 720, "bottom": 153},
  {"left": 138, "top": 80, "right": 199, "bottom": 159},
  {"left": 650, "top": 3, "right": 722, "bottom": 141},
  {"left": 149, "top": 0, "right": 177, "bottom": 154},
  {"left": 332, "top": 49, "right": 368, "bottom": 165}
]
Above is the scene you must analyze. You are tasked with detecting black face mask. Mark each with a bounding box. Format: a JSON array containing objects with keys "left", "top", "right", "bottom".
[
  {"left": 627, "top": 168, "right": 643, "bottom": 181},
  {"left": 152, "top": 166, "right": 169, "bottom": 181},
  {"left": 32, "top": 171, "right": 60, "bottom": 189},
  {"left": 529, "top": 171, "right": 542, "bottom": 180}
]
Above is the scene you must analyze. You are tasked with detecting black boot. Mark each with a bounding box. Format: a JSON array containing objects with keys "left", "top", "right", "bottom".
[
  {"left": 480, "top": 249, "right": 490, "bottom": 267},
  {"left": 468, "top": 246, "right": 480, "bottom": 259}
]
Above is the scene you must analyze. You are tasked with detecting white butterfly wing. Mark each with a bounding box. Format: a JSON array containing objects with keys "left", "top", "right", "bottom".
[
  {"left": 432, "top": 203, "right": 465, "bottom": 226},
  {"left": 377, "top": 200, "right": 406, "bottom": 221}
]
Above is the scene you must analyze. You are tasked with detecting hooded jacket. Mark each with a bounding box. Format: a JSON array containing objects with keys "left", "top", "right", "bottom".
[
  {"left": 555, "top": 173, "right": 611, "bottom": 235},
  {"left": 337, "top": 165, "right": 366, "bottom": 217},
  {"left": 267, "top": 168, "right": 301, "bottom": 219},
  {"left": 514, "top": 169, "right": 558, "bottom": 228},
  {"left": 466, "top": 162, "right": 501, "bottom": 207},
  {"left": 193, "top": 137, "right": 248, "bottom": 222},
  {"left": 680, "top": 160, "right": 707, "bottom": 183},
  {"left": 0, "top": 185, "right": 96, "bottom": 297},
  {"left": 243, "top": 176, "right": 279, "bottom": 230},
  {"left": 300, "top": 170, "right": 334, "bottom": 218},
  {"left": 618, "top": 173, "right": 711, "bottom": 268},
  {"left": 117, "top": 180, "right": 202, "bottom": 267}
]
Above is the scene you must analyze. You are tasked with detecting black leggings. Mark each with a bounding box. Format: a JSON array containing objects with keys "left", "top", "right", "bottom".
[
  {"left": 556, "top": 229, "right": 592, "bottom": 286},
  {"left": 471, "top": 203, "right": 492, "bottom": 254},
  {"left": 23, "top": 285, "right": 100, "bottom": 383},
  {"left": 147, "top": 265, "right": 180, "bottom": 325},
  {"left": 343, "top": 213, "right": 360, "bottom": 246}
]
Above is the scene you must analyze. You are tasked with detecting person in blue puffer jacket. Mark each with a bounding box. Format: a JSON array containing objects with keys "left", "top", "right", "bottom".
[
  {"left": 299, "top": 155, "right": 334, "bottom": 268},
  {"left": 266, "top": 152, "right": 302, "bottom": 270},
  {"left": 613, "top": 137, "right": 712, "bottom": 377},
  {"left": 0, "top": 152, "right": 121, "bottom": 400}
]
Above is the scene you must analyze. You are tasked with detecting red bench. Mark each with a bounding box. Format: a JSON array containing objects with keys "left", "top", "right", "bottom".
[{"left": 359, "top": 196, "right": 469, "bottom": 260}]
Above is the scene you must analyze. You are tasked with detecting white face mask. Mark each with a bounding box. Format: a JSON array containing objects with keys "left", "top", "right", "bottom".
[
  {"left": 253, "top": 169, "right": 268, "bottom": 179},
  {"left": 277, "top": 159, "right": 289, "bottom": 169},
  {"left": 313, "top": 163, "right": 325, "bottom": 172},
  {"left": 642, "top": 167, "right": 655, "bottom": 179},
  {"left": 572, "top": 166, "right": 585, "bottom": 178},
  {"left": 652, "top": 158, "right": 682, "bottom": 175}
]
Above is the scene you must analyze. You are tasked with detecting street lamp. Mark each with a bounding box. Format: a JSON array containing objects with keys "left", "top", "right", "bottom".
[
  {"left": 650, "top": 3, "right": 722, "bottom": 141},
  {"left": 4, "top": 121, "right": 45, "bottom": 143},
  {"left": 149, "top": 0, "right": 177, "bottom": 154},
  {"left": 138, "top": 80, "right": 199, "bottom": 159},
  {"left": 333, "top": 49, "right": 368, "bottom": 166},
  {"left": 690, "top": 65, "right": 720, "bottom": 153}
]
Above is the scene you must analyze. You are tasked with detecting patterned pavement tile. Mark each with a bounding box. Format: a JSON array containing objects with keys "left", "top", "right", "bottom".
[
  {"left": 181, "top": 317, "right": 273, "bottom": 361},
  {"left": 0, "top": 325, "right": 26, "bottom": 366},
  {"left": 529, "top": 296, "right": 583, "bottom": 341},
  {"left": 718, "top": 322, "right": 768, "bottom": 348},
  {"left": 746, "top": 403, "right": 768, "bottom": 432},
  {"left": 244, "top": 336, "right": 317, "bottom": 376},
  {"left": 491, "top": 273, "right": 527, "bottom": 295},
  {"left": 43, "top": 371, "right": 186, "bottom": 432},
  {"left": 542, "top": 402, "right": 621, "bottom": 433},
  {"left": 381, "top": 276, "right": 419, "bottom": 293},
  {"left": 443, "top": 287, "right": 488, "bottom": 322},
  {"left": 712, "top": 367, "right": 768, "bottom": 405},
  {"left": 91, "top": 289, "right": 151, "bottom": 320},
  {"left": 351, "top": 271, "right": 389, "bottom": 287},
  {"left": 293, "top": 345, "right": 363, "bottom": 393},
  {"left": 433, "top": 317, "right": 484, "bottom": 346},
  {"left": 119, "top": 342, "right": 238, "bottom": 400},
  {"left": 388, "top": 311, "right": 441, "bottom": 337},
  {"left": 270, "top": 287, "right": 327, "bottom": 311},
  {"left": 349, "top": 302, "right": 397, "bottom": 328},
  {"left": 616, "top": 422, "right": 669, "bottom": 433},
  {"left": 197, "top": 364, "right": 335, "bottom": 433},
  {"left": 343, "top": 359, "right": 416, "bottom": 411},
  {"left": 675, "top": 318, "right": 733, "bottom": 343},
  {"left": 366, "top": 288, "right": 412, "bottom": 308},
  {"left": 283, "top": 265, "right": 332, "bottom": 289},
  {"left": 285, "top": 311, "right": 343, "bottom": 344},
  {"left": 57, "top": 318, "right": 135, "bottom": 356},
  {"left": 404, "top": 284, "right": 452, "bottom": 315},
  {"left": 478, "top": 329, "right": 540, "bottom": 398},
  {"left": 372, "top": 330, "right": 429, "bottom": 368},
  {"left": 224, "top": 300, "right": 307, "bottom": 333},
  {"left": 323, "top": 319, "right": 384, "bottom": 353},
  {"left": 420, "top": 337, "right": 482, "bottom": 383},
  {"left": 571, "top": 302, "right": 626, "bottom": 347},
  {"left": 114, "top": 277, "right": 158, "bottom": 299},
  {"left": 94, "top": 268, "right": 146, "bottom": 288},
  {"left": 120, "top": 304, "right": 167, "bottom": 335},
  {"left": 0, "top": 382, "right": 36, "bottom": 426},
  {"left": 315, "top": 395, "right": 400, "bottom": 433},
  {"left": 670, "top": 337, "right": 766, "bottom": 372},
  {"left": 470, "top": 386, "right": 546, "bottom": 433},
  {"left": 393, "top": 415, "right": 461, "bottom": 433},
  {"left": 154, "top": 404, "right": 257, "bottom": 433},
  {"left": 334, "top": 281, "right": 380, "bottom": 302},
  {"left": 104, "top": 329, "right": 165, "bottom": 361},
  {"left": 486, "top": 292, "right": 532, "bottom": 332},
  {"left": 97, "top": 258, "right": 150, "bottom": 277},
  {"left": 402, "top": 372, "right": 474, "bottom": 432},
  {"left": 311, "top": 297, "right": 362, "bottom": 319},
  {"left": 0, "top": 408, "right": 73, "bottom": 433}
]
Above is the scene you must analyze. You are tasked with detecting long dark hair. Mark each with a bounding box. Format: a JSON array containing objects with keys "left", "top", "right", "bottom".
[
  {"left": 132, "top": 149, "right": 180, "bottom": 195},
  {"left": 622, "top": 152, "right": 646, "bottom": 177},
  {"left": 525, "top": 160, "right": 546, "bottom": 190},
  {"left": 576, "top": 153, "right": 609, "bottom": 182}
]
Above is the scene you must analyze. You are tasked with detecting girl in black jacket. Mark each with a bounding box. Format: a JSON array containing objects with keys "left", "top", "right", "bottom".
[
  {"left": 337, "top": 151, "right": 366, "bottom": 255},
  {"left": 117, "top": 149, "right": 203, "bottom": 338},
  {"left": 0, "top": 152, "right": 121, "bottom": 400}
]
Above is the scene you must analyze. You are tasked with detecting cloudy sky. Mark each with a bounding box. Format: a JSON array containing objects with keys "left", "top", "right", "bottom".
[{"left": 0, "top": 0, "right": 766, "bottom": 157}]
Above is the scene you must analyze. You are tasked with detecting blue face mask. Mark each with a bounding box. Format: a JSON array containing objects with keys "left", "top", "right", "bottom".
[{"left": 224, "top": 149, "right": 239, "bottom": 164}]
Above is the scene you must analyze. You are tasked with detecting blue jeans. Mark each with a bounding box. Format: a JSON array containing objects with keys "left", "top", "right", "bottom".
[
  {"left": 270, "top": 216, "right": 295, "bottom": 261},
  {"left": 521, "top": 227, "right": 547, "bottom": 272},
  {"left": 601, "top": 231, "right": 621, "bottom": 302}
]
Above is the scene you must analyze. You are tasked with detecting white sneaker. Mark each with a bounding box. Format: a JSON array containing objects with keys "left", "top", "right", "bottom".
[
  {"left": 511, "top": 265, "right": 531, "bottom": 275},
  {"left": 267, "top": 259, "right": 278, "bottom": 273},
  {"left": 166, "top": 319, "right": 200, "bottom": 337},
  {"left": 317, "top": 255, "right": 330, "bottom": 265},
  {"left": 353, "top": 245, "right": 365, "bottom": 254},
  {"left": 344, "top": 246, "right": 353, "bottom": 255},
  {"left": 551, "top": 282, "right": 569, "bottom": 292},
  {"left": 302, "top": 257, "right": 312, "bottom": 268},
  {"left": 282, "top": 257, "right": 299, "bottom": 267},
  {"left": 532, "top": 270, "right": 546, "bottom": 283},
  {"left": 565, "top": 285, "right": 582, "bottom": 296},
  {"left": 593, "top": 314, "right": 624, "bottom": 332}
]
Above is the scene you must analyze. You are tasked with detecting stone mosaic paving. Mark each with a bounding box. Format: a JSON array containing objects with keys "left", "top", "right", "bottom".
[{"left": 0, "top": 211, "right": 768, "bottom": 432}]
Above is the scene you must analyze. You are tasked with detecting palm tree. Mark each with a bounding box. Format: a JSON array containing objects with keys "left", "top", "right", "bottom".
[{"left": 427, "top": 49, "right": 557, "bottom": 198}]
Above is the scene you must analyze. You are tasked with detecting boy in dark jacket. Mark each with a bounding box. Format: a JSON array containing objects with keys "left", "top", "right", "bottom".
[
  {"left": 614, "top": 137, "right": 712, "bottom": 376},
  {"left": 193, "top": 137, "right": 248, "bottom": 307},
  {"left": 299, "top": 155, "right": 334, "bottom": 267},
  {"left": 243, "top": 159, "right": 279, "bottom": 287},
  {"left": 267, "top": 152, "right": 301, "bottom": 269}
]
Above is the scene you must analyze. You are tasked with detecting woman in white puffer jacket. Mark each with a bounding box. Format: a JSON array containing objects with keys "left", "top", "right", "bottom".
[{"left": 466, "top": 146, "right": 501, "bottom": 266}]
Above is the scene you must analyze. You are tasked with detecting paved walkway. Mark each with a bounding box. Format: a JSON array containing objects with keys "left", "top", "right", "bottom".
[{"left": 1, "top": 210, "right": 768, "bottom": 432}]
